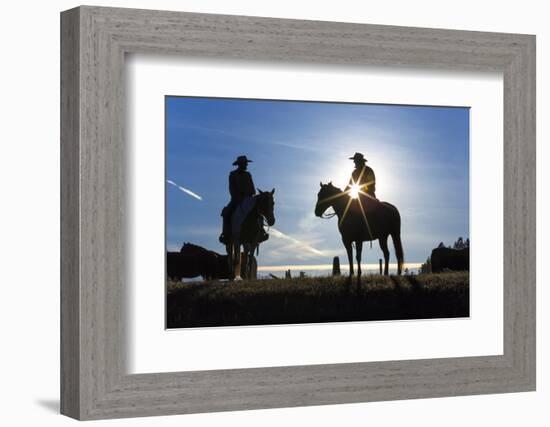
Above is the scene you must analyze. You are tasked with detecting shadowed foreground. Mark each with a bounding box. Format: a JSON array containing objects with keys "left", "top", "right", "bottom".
[{"left": 166, "top": 272, "right": 469, "bottom": 328}]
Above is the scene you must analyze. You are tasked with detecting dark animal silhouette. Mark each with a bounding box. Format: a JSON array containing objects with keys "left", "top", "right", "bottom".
[
  {"left": 166, "top": 243, "right": 258, "bottom": 281},
  {"left": 430, "top": 247, "right": 469, "bottom": 272},
  {"left": 315, "top": 182, "right": 403, "bottom": 283},
  {"left": 226, "top": 189, "right": 275, "bottom": 280},
  {"left": 166, "top": 243, "right": 223, "bottom": 281}
]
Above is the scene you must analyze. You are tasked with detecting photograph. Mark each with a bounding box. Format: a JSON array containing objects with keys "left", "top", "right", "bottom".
[{"left": 165, "top": 96, "right": 470, "bottom": 328}]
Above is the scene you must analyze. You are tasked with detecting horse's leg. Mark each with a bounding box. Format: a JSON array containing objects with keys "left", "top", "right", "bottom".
[
  {"left": 246, "top": 245, "right": 256, "bottom": 279},
  {"left": 227, "top": 245, "right": 233, "bottom": 278},
  {"left": 240, "top": 249, "right": 246, "bottom": 280},
  {"left": 246, "top": 245, "right": 255, "bottom": 279},
  {"left": 355, "top": 240, "right": 363, "bottom": 285},
  {"left": 250, "top": 251, "right": 258, "bottom": 279},
  {"left": 233, "top": 238, "right": 242, "bottom": 280},
  {"left": 379, "top": 235, "right": 390, "bottom": 275},
  {"left": 242, "top": 246, "right": 249, "bottom": 280},
  {"left": 344, "top": 239, "right": 354, "bottom": 283},
  {"left": 225, "top": 244, "right": 233, "bottom": 280}
]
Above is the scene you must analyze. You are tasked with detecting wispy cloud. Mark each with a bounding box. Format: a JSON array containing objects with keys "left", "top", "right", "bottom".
[
  {"left": 269, "top": 227, "right": 326, "bottom": 257},
  {"left": 166, "top": 179, "right": 203, "bottom": 201}
]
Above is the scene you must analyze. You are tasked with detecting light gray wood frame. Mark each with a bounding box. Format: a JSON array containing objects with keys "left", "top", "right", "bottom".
[{"left": 61, "top": 5, "right": 536, "bottom": 420}]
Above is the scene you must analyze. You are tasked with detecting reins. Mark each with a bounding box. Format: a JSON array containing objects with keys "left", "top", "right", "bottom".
[
  {"left": 320, "top": 211, "right": 337, "bottom": 219},
  {"left": 256, "top": 197, "right": 273, "bottom": 256}
]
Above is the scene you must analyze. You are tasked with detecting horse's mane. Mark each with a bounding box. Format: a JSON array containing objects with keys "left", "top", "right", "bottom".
[
  {"left": 320, "top": 184, "right": 344, "bottom": 202},
  {"left": 322, "top": 183, "right": 383, "bottom": 210}
]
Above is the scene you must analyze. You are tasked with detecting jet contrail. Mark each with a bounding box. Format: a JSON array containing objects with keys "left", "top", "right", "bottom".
[
  {"left": 166, "top": 180, "right": 203, "bottom": 201},
  {"left": 269, "top": 227, "right": 325, "bottom": 256}
]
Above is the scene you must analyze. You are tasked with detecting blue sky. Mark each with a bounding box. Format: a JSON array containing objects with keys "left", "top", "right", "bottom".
[{"left": 166, "top": 96, "right": 469, "bottom": 268}]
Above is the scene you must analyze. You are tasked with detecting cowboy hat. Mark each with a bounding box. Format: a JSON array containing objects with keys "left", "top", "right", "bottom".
[
  {"left": 349, "top": 152, "right": 367, "bottom": 162},
  {"left": 232, "top": 155, "right": 253, "bottom": 165}
]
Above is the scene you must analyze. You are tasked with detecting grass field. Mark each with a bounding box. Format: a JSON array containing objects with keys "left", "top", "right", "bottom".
[{"left": 166, "top": 272, "right": 469, "bottom": 328}]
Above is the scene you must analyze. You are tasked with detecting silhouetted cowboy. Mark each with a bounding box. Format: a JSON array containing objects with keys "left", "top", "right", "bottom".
[
  {"left": 220, "top": 155, "right": 267, "bottom": 244},
  {"left": 345, "top": 152, "right": 376, "bottom": 199}
]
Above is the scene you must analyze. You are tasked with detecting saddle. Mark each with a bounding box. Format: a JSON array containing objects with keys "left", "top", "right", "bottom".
[
  {"left": 230, "top": 197, "right": 256, "bottom": 233},
  {"left": 220, "top": 196, "right": 269, "bottom": 244}
]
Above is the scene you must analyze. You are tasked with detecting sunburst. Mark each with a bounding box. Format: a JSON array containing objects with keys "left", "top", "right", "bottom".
[
  {"left": 348, "top": 183, "right": 361, "bottom": 199},
  {"left": 339, "top": 196, "right": 354, "bottom": 227},
  {"left": 320, "top": 175, "right": 376, "bottom": 237},
  {"left": 356, "top": 190, "right": 374, "bottom": 240}
]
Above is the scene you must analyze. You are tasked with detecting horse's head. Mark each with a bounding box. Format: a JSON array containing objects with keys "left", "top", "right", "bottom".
[
  {"left": 315, "top": 181, "right": 341, "bottom": 217},
  {"left": 256, "top": 188, "right": 276, "bottom": 227}
]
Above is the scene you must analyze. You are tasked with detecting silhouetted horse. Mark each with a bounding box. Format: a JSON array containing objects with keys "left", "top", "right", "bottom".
[
  {"left": 226, "top": 189, "right": 275, "bottom": 280},
  {"left": 166, "top": 243, "right": 221, "bottom": 281},
  {"left": 431, "top": 247, "right": 469, "bottom": 272},
  {"left": 315, "top": 182, "right": 403, "bottom": 283}
]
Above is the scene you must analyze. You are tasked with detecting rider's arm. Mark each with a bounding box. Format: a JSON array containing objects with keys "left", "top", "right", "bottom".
[{"left": 344, "top": 172, "right": 355, "bottom": 191}]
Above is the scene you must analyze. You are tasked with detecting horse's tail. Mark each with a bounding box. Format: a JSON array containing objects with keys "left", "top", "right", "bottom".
[
  {"left": 390, "top": 209, "right": 404, "bottom": 275},
  {"left": 392, "top": 233, "right": 404, "bottom": 275}
]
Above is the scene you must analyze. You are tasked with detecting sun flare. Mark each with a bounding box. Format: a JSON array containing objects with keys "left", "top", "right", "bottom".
[{"left": 348, "top": 183, "right": 360, "bottom": 199}]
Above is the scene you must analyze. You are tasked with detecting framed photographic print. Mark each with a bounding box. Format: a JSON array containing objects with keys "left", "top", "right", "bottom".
[
  {"left": 61, "top": 6, "right": 535, "bottom": 420},
  {"left": 163, "top": 96, "right": 471, "bottom": 330}
]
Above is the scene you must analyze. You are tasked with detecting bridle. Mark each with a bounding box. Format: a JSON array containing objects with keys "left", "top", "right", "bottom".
[
  {"left": 317, "top": 189, "right": 338, "bottom": 219},
  {"left": 255, "top": 194, "right": 274, "bottom": 255},
  {"left": 320, "top": 211, "right": 336, "bottom": 219}
]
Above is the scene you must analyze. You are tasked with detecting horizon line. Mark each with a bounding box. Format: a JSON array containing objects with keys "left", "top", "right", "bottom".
[{"left": 257, "top": 263, "right": 422, "bottom": 272}]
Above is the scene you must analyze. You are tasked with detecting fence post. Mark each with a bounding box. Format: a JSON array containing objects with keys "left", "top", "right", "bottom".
[{"left": 332, "top": 256, "right": 341, "bottom": 276}]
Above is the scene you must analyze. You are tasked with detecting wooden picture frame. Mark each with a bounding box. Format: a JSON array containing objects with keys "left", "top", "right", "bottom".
[{"left": 60, "top": 6, "right": 535, "bottom": 420}]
